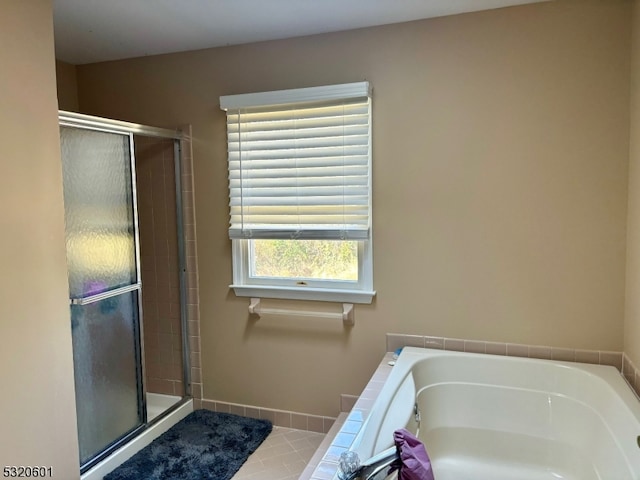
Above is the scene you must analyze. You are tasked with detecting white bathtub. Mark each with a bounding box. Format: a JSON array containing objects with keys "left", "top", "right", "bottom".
[{"left": 349, "top": 347, "right": 640, "bottom": 480}]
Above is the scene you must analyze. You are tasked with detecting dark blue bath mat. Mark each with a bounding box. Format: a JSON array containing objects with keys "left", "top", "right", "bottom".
[{"left": 104, "top": 410, "right": 272, "bottom": 480}]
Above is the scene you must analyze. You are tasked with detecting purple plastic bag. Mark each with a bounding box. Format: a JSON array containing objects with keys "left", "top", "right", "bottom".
[{"left": 391, "top": 428, "right": 435, "bottom": 480}]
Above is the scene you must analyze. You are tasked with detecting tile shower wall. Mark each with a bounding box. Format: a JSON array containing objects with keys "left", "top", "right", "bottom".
[{"left": 136, "top": 136, "right": 184, "bottom": 396}]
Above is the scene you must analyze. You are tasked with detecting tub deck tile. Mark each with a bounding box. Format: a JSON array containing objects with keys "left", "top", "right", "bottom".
[{"left": 303, "top": 354, "right": 394, "bottom": 480}]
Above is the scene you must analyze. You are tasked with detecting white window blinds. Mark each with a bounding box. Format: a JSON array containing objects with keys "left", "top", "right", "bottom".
[{"left": 220, "top": 82, "right": 371, "bottom": 240}]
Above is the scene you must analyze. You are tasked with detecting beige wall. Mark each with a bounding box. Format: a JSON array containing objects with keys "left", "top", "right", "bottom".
[
  {"left": 56, "top": 59, "right": 79, "bottom": 111},
  {"left": 626, "top": 0, "right": 640, "bottom": 368},
  {"left": 77, "top": 0, "right": 631, "bottom": 416},
  {"left": 0, "top": 0, "right": 80, "bottom": 477}
]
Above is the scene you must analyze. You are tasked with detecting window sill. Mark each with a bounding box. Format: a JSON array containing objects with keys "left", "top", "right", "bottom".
[{"left": 230, "top": 284, "right": 376, "bottom": 304}]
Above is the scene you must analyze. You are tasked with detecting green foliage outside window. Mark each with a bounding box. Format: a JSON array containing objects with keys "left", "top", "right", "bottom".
[{"left": 251, "top": 239, "right": 358, "bottom": 281}]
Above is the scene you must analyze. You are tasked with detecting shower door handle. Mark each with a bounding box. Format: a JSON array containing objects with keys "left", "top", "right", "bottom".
[{"left": 70, "top": 282, "right": 142, "bottom": 306}]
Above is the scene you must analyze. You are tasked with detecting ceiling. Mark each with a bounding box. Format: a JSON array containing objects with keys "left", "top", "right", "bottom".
[{"left": 53, "top": 0, "right": 550, "bottom": 65}]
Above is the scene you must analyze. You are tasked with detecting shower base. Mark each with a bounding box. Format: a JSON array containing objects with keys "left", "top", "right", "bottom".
[
  {"left": 147, "top": 392, "right": 182, "bottom": 422},
  {"left": 81, "top": 394, "right": 192, "bottom": 480}
]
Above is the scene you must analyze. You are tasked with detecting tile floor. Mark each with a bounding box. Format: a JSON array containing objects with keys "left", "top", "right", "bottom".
[{"left": 232, "top": 427, "right": 326, "bottom": 480}]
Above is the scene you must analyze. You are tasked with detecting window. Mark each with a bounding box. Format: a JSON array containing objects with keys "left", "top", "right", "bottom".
[{"left": 220, "top": 82, "right": 375, "bottom": 303}]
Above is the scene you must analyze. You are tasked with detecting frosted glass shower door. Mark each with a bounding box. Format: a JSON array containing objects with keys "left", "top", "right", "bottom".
[{"left": 60, "top": 126, "right": 144, "bottom": 467}]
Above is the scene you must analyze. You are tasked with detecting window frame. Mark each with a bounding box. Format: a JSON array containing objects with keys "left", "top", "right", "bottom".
[
  {"left": 222, "top": 82, "right": 376, "bottom": 304},
  {"left": 230, "top": 238, "right": 374, "bottom": 303}
]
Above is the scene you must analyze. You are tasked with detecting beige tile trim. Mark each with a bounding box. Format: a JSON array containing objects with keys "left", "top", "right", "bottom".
[
  {"left": 199, "top": 399, "right": 336, "bottom": 434},
  {"left": 386, "top": 333, "right": 624, "bottom": 371},
  {"left": 340, "top": 394, "right": 359, "bottom": 413},
  {"left": 623, "top": 353, "right": 640, "bottom": 399}
]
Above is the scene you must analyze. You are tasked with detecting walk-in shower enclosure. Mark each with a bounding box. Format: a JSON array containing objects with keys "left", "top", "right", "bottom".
[{"left": 58, "top": 112, "right": 191, "bottom": 472}]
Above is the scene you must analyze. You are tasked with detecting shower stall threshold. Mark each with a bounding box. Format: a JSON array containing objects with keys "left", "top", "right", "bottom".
[{"left": 81, "top": 396, "right": 193, "bottom": 480}]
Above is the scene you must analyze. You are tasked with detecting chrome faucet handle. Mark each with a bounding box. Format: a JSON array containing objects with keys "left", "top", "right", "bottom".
[
  {"left": 337, "top": 447, "right": 399, "bottom": 480},
  {"left": 337, "top": 451, "right": 361, "bottom": 480}
]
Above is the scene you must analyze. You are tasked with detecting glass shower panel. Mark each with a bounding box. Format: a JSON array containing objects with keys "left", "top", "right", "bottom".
[
  {"left": 60, "top": 125, "right": 144, "bottom": 469},
  {"left": 60, "top": 127, "right": 137, "bottom": 298},
  {"left": 71, "top": 292, "right": 142, "bottom": 465}
]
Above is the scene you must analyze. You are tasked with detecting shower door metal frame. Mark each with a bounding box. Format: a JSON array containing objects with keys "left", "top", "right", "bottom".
[
  {"left": 172, "top": 139, "right": 192, "bottom": 396},
  {"left": 59, "top": 111, "right": 192, "bottom": 473}
]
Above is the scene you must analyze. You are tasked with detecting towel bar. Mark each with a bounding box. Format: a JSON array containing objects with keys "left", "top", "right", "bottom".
[{"left": 248, "top": 297, "right": 354, "bottom": 326}]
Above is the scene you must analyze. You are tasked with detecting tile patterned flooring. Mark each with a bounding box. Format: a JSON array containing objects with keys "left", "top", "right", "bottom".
[{"left": 232, "top": 427, "right": 326, "bottom": 480}]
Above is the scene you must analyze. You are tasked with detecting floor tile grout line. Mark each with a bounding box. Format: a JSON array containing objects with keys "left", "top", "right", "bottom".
[{"left": 231, "top": 426, "right": 325, "bottom": 480}]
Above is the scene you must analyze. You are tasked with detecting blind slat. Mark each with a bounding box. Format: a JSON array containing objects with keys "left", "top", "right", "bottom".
[
  {"left": 229, "top": 195, "right": 370, "bottom": 206},
  {"left": 228, "top": 228, "right": 369, "bottom": 240},
  {"left": 228, "top": 137, "right": 369, "bottom": 153},
  {"left": 228, "top": 147, "right": 369, "bottom": 162},
  {"left": 229, "top": 166, "right": 368, "bottom": 181},
  {"left": 230, "top": 178, "right": 369, "bottom": 190},
  {"left": 228, "top": 156, "right": 369, "bottom": 170}
]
